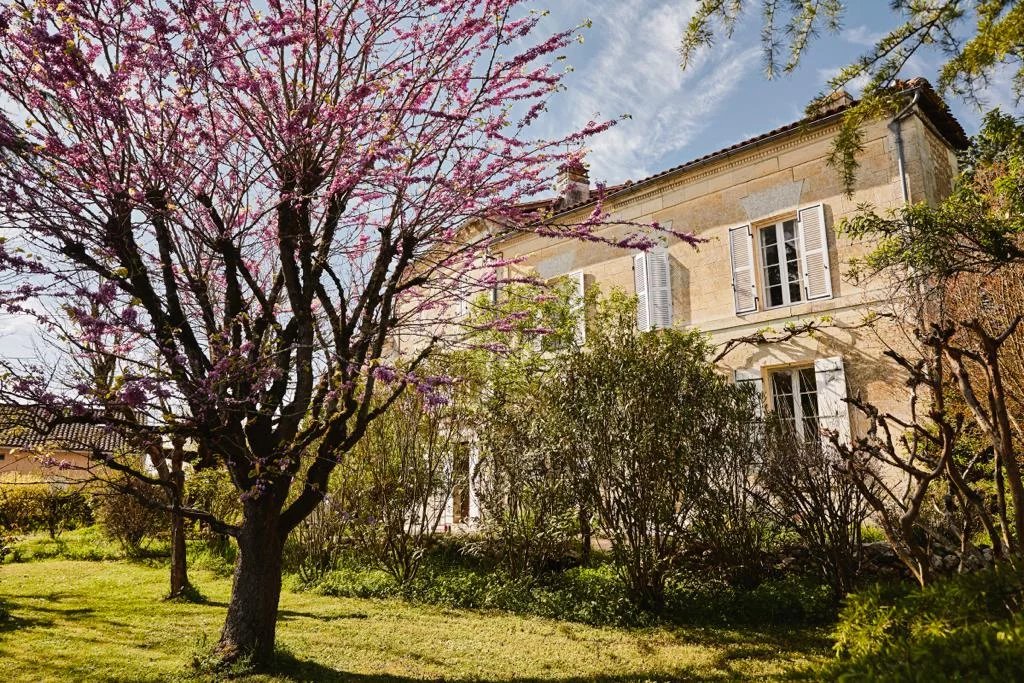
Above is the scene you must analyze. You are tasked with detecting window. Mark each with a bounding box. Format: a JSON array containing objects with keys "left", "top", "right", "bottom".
[
  {"left": 452, "top": 443, "right": 471, "bottom": 524},
  {"left": 728, "top": 204, "right": 832, "bottom": 314},
  {"left": 759, "top": 219, "right": 803, "bottom": 308},
  {"left": 770, "top": 366, "right": 820, "bottom": 443},
  {"left": 738, "top": 357, "right": 852, "bottom": 447}
]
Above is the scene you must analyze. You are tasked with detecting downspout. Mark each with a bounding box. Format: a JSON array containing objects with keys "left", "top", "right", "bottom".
[{"left": 889, "top": 90, "right": 921, "bottom": 204}]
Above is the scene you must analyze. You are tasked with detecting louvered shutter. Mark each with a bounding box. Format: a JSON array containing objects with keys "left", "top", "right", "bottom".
[
  {"left": 567, "top": 270, "right": 587, "bottom": 344},
  {"left": 814, "top": 357, "right": 851, "bottom": 446},
  {"left": 798, "top": 204, "right": 833, "bottom": 300},
  {"left": 634, "top": 253, "right": 650, "bottom": 332},
  {"left": 647, "top": 248, "right": 673, "bottom": 329},
  {"left": 456, "top": 281, "right": 469, "bottom": 319},
  {"left": 468, "top": 445, "right": 480, "bottom": 522},
  {"left": 729, "top": 225, "right": 757, "bottom": 313},
  {"left": 734, "top": 368, "right": 764, "bottom": 418}
]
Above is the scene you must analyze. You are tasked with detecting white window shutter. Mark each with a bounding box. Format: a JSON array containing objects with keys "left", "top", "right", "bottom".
[
  {"left": 798, "top": 204, "right": 833, "bottom": 300},
  {"left": 468, "top": 445, "right": 480, "bottom": 522},
  {"left": 814, "top": 356, "right": 851, "bottom": 445},
  {"left": 647, "top": 248, "right": 673, "bottom": 329},
  {"left": 729, "top": 225, "right": 757, "bottom": 313},
  {"left": 456, "top": 281, "right": 470, "bottom": 318},
  {"left": 734, "top": 368, "right": 764, "bottom": 418},
  {"left": 567, "top": 270, "right": 587, "bottom": 344},
  {"left": 634, "top": 253, "right": 650, "bottom": 331}
]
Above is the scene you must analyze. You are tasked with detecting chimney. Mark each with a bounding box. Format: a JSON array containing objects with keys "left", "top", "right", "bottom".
[
  {"left": 556, "top": 159, "right": 590, "bottom": 208},
  {"left": 814, "top": 89, "right": 854, "bottom": 116}
]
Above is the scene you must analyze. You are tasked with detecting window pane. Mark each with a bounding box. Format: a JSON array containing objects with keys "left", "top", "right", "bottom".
[
  {"left": 783, "top": 220, "right": 803, "bottom": 304},
  {"left": 799, "top": 367, "right": 819, "bottom": 443},
  {"left": 788, "top": 281, "right": 802, "bottom": 303},
  {"left": 783, "top": 219, "right": 797, "bottom": 241},
  {"left": 767, "top": 284, "right": 783, "bottom": 307},
  {"left": 772, "top": 372, "right": 794, "bottom": 417},
  {"left": 798, "top": 367, "right": 817, "bottom": 398}
]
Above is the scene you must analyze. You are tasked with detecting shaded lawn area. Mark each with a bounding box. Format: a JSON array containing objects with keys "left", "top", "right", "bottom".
[{"left": 0, "top": 560, "right": 829, "bottom": 681}]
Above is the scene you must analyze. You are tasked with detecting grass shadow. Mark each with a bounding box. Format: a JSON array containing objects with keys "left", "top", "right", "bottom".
[
  {"left": 262, "top": 649, "right": 715, "bottom": 683},
  {"left": 0, "top": 610, "right": 56, "bottom": 633},
  {"left": 277, "top": 608, "right": 369, "bottom": 622}
]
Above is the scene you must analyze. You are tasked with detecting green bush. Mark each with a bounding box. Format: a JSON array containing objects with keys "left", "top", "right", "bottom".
[
  {"left": 664, "top": 574, "right": 835, "bottom": 626},
  {"left": 313, "top": 565, "right": 400, "bottom": 599},
  {"left": 818, "top": 563, "right": 1024, "bottom": 681},
  {"left": 5, "top": 525, "right": 127, "bottom": 562},
  {"left": 94, "top": 481, "right": 168, "bottom": 556},
  {"left": 186, "top": 541, "right": 236, "bottom": 577},
  {"left": 183, "top": 468, "right": 240, "bottom": 555},
  {"left": 306, "top": 552, "right": 833, "bottom": 628},
  {"left": 0, "top": 475, "right": 93, "bottom": 538},
  {"left": 531, "top": 565, "right": 646, "bottom": 626}
]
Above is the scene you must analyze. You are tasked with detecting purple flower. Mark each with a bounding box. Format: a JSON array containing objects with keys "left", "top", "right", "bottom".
[{"left": 119, "top": 384, "right": 147, "bottom": 409}]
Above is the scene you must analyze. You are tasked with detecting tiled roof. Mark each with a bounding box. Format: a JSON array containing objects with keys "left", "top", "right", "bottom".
[
  {"left": 0, "top": 405, "right": 128, "bottom": 454},
  {"left": 545, "top": 77, "right": 968, "bottom": 220}
]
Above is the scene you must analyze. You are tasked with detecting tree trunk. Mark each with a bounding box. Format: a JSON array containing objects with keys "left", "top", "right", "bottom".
[
  {"left": 578, "top": 505, "right": 592, "bottom": 565},
  {"left": 168, "top": 451, "right": 190, "bottom": 598},
  {"left": 169, "top": 510, "right": 190, "bottom": 597},
  {"left": 217, "top": 501, "right": 286, "bottom": 665}
]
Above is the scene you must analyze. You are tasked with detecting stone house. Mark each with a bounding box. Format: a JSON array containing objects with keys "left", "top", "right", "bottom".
[
  {"left": 410, "top": 78, "right": 968, "bottom": 529},
  {"left": 0, "top": 405, "right": 127, "bottom": 480}
]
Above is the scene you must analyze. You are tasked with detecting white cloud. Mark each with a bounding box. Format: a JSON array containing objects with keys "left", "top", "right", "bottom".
[
  {"left": 843, "top": 25, "right": 885, "bottom": 48},
  {"left": 544, "top": 0, "right": 760, "bottom": 182}
]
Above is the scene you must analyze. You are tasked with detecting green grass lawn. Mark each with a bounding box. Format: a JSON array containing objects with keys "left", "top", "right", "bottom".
[{"left": 0, "top": 560, "right": 828, "bottom": 682}]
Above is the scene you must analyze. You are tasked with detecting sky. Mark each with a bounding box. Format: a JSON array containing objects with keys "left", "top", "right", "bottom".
[
  {"left": 1, "top": 0, "right": 1022, "bottom": 359},
  {"left": 534, "top": 0, "right": 1023, "bottom": 185}
]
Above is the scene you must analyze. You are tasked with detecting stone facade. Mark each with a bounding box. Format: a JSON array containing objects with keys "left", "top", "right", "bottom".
[{"left": 481, "top": 85, "right": 965, "bottom": 441}]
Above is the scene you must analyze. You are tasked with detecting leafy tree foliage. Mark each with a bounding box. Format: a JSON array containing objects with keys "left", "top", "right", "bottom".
[
  {"left": 833, "top": 110, "right": 1024, "bottom": 584},
  {"left": 344, "top": 383, "right": 468, "bottom": 585}
]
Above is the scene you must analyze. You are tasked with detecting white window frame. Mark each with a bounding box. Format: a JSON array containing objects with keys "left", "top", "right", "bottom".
[
  {"left": 769, "top": 365, "right": 820, "bottom": 443},
  {"left": 757, "top": 218, "right": 805, "bottom": 309}
]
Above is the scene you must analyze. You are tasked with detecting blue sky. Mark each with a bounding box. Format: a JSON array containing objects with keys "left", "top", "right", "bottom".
[
  {"left": 536, "top": 0, "right": 1023, "bottom": 185},
  {"left": 2, "top": 0, "right": 1021, "bottom": 359}
]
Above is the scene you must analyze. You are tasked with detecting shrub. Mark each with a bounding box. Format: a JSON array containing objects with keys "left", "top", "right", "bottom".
[
  {"left": 665, "top": 573, "right": 835, "bottom": 626},
  {"left": 283, "top": 485, "right": 353, "bottom": 585},
  {"left": 761, "top": 429, "right": 872, "bottom": 598},
  {"left": 820, "top": 563, "right": 1024, "bottom": 681},
  {"left": 686, "top": 383, "right": 782, "bottom": 588},
  {"left": 183, "top": 468, "right": 240, "bottom": 554},
  {"left": 94, "top": 481, "right": 168, "bottom": 555},
  {"left": 187, "top": 541, "right": 236, "bottom": 577},
  {"left": 0, "top": 475, "right": 93, "bottom": 538},
  {"left": 530, "top": 565, "right": 646, "bottom": 626},
  {"left": 313, "top": 565, "right": 399, "bottom": 600},
  {"left": 344, "top": 385, "right": 467, "bottom": 585},
  {"left": 553, "top": 302, "right": 774, "bottom": 608},
  {"left": 305, "top": 548, "right": 834, "bottom": 629},
  {"left": 4, "top": 525, "right": 126, "bottom": 562},
  {"left": 473, "top": 391, "right": 581, "bottom": 576}
]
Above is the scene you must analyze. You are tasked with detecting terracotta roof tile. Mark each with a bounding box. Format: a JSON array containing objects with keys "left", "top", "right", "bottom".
[{"left": 0, "top": 405, "right": 129, "bottom": 454}]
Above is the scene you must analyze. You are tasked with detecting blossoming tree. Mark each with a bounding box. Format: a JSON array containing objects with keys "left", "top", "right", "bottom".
[{"left": 0, "top": 0, "right": 676, "bottom": 664}]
